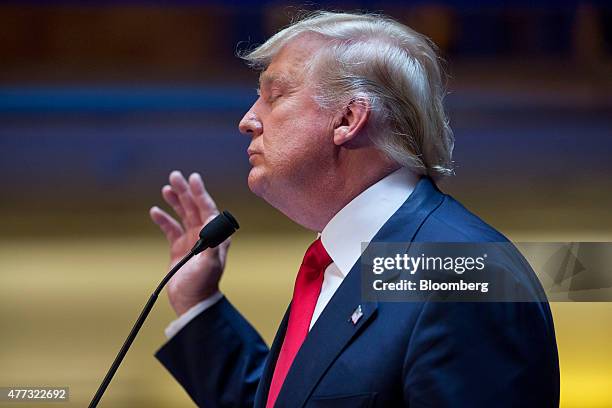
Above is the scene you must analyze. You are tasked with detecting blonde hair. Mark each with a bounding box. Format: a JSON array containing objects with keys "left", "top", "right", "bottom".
[{"left": 241, "top": 11, "right": 454, "bottom": 179}]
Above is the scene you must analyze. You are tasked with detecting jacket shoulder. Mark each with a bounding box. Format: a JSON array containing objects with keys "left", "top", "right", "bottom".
[{"left": 416, "top": 193, "right": 508, "bottom": 243}]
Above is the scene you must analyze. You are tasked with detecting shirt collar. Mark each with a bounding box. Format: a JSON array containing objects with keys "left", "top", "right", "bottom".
[{"left": 320, "top": 167, "right": 420, "bottom": 277}]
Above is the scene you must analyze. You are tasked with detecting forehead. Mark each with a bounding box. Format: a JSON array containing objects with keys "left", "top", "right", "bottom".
[{"left": 259, "top": 33, "right": 328, "bottom": 87}]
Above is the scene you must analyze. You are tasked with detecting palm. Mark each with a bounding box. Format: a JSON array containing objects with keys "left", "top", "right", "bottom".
[
  {"left": 166, "top": 225, "right": 225, "bottom": 298},
  {"left": 169, "top": 225, "right": 201, "bottom": 262},
  {"left": 150, "top": 171, "right": 229, "bottom": 316}
]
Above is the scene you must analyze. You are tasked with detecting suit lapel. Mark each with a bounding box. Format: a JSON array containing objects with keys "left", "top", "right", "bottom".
[
  {"left": 254, "top": 304, "right": 291, "bottom": 408},
  {"left": 273, "top": 177, "right": 445, "bottom": 407}
]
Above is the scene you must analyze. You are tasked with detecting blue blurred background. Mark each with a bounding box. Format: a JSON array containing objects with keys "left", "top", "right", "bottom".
[{"left": 0, "top": 1, "right": 610, "bottom": 407}]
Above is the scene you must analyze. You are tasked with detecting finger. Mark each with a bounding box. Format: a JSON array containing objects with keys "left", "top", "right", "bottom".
[
  {"left": 162, "top": 185, "right": 186, "bottom": 219},
  {"left": 150, "top": 206, "right": 184, "bottom": 244},
  {"left": 169, "top": 170, "right": 202, "bottom": 228},
  {"left": 189, "top": 172, "right": 219, "bottom": 222}
]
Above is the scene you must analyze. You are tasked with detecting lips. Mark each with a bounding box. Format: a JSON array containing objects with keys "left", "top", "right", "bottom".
[
  {"left": 247, "top": 147, "right": 262, "bottom": 157},
  {"left": 247, "top": 148, "right": 261, "bottom": 164}
]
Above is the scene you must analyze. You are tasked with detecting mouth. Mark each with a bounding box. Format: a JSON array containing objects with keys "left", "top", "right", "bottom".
[
  {"left": 247, "top": 148, "right": 261, "bottom": 164},
  {"left": 247, "top": 148, "right": 261, "bottom": 157}
]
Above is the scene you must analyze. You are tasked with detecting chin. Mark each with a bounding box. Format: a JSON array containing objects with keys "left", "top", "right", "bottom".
[{"left": 247, "top": 168, "right": 267, "bottom": 198}]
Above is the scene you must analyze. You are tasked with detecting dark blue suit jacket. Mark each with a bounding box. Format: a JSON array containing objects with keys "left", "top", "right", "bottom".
[{"left": 156, "top": 177, "right": 560, "bottom": 407}]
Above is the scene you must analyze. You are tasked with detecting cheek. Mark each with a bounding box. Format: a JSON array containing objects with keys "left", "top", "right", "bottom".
[
  {"left": 260, "top": 97, "right": 334, "bottom": 174},
  {"left": 266, "top": 122, "right": 325, "bottom": 171},
  {"left": 261, "top": 117, "right": 301, "bottom": 161},
  {"left": 272, "top": 106, "right": 330, "bottom": 149}
]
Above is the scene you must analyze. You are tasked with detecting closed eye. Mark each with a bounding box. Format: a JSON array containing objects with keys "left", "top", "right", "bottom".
[
  {"left": 268, "top": 93, "right": 282, "bottom": 103},
  {"left": 257, "top": 88, "right": 281, "bottom": 104}
]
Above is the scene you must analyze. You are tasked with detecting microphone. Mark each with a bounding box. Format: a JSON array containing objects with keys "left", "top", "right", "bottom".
[
  {"left": 192, "top": 210, "right": 240, "bottom": 254},
  {"left": 88, "top": 211, "right": 239, "bottom": 408}
]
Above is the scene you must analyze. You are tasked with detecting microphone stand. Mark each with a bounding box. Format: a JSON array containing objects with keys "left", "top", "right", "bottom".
[{"left": 88, "top": 211, "right": 238, "bottom": 408}]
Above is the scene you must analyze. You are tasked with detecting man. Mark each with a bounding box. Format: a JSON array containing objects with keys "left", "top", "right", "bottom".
[{"left": 149, "top": 11, "right": 560, "bottom": 407}]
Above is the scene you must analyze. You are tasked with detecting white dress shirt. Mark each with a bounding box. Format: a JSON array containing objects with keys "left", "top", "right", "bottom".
[{"left": 165, "top": 167, "right": 419, "bottom": 339}]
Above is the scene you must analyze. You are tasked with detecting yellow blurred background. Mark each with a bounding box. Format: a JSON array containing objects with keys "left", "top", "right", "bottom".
[{"left": 2, "top": 230, "right": 612, "bottom": 407}]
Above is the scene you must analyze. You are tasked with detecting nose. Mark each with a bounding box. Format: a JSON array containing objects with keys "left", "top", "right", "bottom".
[{"left": 239, "top": 109, "right": 263, "bottom": 138}]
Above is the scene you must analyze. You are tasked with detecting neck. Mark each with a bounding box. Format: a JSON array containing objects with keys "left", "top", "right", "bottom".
[{"left": 275, "top": 150, "right": 401, "bottom": 232}]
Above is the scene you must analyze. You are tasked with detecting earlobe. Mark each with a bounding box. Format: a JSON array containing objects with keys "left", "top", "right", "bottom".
[{"left": 333, "top": 126, "right": 351, "bottom": 146}]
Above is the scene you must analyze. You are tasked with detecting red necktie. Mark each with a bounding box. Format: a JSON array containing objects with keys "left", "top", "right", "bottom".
[{"left": 266, "top": 238, "right": 332, "bottom": 408}]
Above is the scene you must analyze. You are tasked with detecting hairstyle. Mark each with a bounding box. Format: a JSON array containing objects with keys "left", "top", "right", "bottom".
[{"left": 240, "top": 11, "right": 454, "bottom": 179}]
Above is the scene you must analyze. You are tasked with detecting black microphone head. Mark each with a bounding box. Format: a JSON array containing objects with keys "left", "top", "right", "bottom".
[
  {"left": 221, "top": 210, "right": 240, "bottom": 230},
  {"left": 196, "top": 211, "right": 239, "bottom": 251}
]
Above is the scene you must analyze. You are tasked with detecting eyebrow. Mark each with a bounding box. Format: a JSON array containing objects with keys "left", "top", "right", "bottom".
[{"left": 258, "top": 72, "right": 293, "bottom": 90}]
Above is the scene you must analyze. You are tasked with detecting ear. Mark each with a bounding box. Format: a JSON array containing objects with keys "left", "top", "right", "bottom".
[{"left": 333, "top": 96, "right": 371, "bottom": 146}]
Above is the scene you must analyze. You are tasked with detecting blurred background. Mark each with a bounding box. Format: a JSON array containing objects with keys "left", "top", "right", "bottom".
[{"left": 0, "top": 0, "right": 610, "bottom": 407}]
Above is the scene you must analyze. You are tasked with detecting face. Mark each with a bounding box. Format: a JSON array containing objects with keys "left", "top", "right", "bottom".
[{"left": 238, "top": 35, "right": 337, "bottom": 213}]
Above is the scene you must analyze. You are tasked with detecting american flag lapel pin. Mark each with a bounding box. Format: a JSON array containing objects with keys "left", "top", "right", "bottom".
[{"left": 350, "top": 305, "right": 363, "bottom": 325}]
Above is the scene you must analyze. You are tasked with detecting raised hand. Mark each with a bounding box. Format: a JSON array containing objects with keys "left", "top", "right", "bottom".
[{"left": 150, "top": 170, "right": 230, "bottom": 316}]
